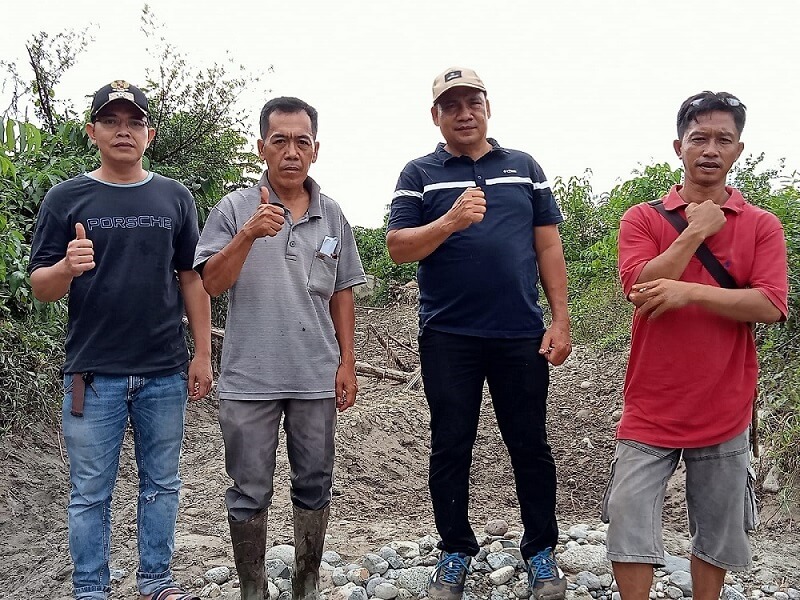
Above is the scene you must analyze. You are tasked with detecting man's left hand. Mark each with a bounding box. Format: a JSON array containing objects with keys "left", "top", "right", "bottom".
[
  {"left": 335, "top": 362, "right": 358, "bottom": 412},
  {"left": 540, "top": 321, "right": 572, "bottom": 366},
  {"left": 629, "top": 278, "right": 694, "bottom": 319},
  {"left": 188, "top": 355, "right": 213, "bottom": 401}
]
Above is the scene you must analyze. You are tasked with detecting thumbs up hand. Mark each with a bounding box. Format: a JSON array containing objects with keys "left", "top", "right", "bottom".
[
  {"left": 65, "top": 222, "right": 95, "bottom": 276},
  {"left": 243, "top": 186, "right": 285, "bottom": 239}
]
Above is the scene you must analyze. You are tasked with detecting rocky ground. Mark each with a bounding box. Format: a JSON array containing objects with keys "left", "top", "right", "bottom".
[{"left": 1, "top": 302, "right": 798, "bottom": 599}]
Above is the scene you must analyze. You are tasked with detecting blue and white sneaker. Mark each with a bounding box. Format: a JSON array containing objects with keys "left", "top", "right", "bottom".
[
  {"left": 527, "top": 547, "right": 567, "bottom": 600},
  {"left": 428, "top": 551, "right": 470, "bottom": 600}
]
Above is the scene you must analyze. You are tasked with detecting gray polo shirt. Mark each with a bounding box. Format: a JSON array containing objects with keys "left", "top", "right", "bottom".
[{"left": 194, "top": 172, "right": 366, "bottom": 400}]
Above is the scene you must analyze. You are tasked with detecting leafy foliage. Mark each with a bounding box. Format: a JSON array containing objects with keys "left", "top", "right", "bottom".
[
  {"left": 140, "top": 5, "right": 264, "bottom": 224},
  {"left": 0, "top": 117, "right": 94, "bottom": 318}
]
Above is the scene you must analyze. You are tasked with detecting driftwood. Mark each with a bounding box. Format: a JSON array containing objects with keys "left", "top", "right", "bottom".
[
  {"left": 368, "top": 324, "right": 410, "bottom": 371},
  {"left": 355, "top": 361, "right": 411, "bottom": 383}
]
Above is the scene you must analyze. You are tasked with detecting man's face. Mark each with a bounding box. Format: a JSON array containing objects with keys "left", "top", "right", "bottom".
[
  {"left": 431, "top": 87, "right": 490, "bottom": 150},
  {"left": 674, "top": 110, "right": 744, "bottom": 187},
  {"left": 85, "top": 101, "right": 154, "bottom": 165},
  {"left": 257, "top": 110, "right": 319, "bottom": 190}
]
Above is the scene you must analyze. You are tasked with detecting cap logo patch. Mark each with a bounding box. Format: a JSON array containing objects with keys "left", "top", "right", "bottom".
[
  {"left": 108, "top": 91, "right": 135, "bottom": 103},
  {"left": 444, "top": 70, "right": 462, "bottom": 82},
  {"left": 110, "top": 80, "right": 131, "bottom": 91}
]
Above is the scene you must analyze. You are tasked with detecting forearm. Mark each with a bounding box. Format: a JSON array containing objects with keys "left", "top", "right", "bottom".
[
  {"left": 200, "top": 231, "right": 256, "bottom": 297},
  {"left": 386, "top": 217, "right": 455, "bottom": 264},
  {"left": 178, "top": 270, "right": 212, "bottom": 358},
  {"left": 30, "top": 261, "right": 73, "bottom": 302},
  {"left": 330, "top": 287, "right": 356, "bottom": 365},
  {"left": 538, "top": 246, "right": 570, "bottom": 324},
  {"left": 636, "top": 226, "right": 706, "bottom": 283},
  {"left": 690, "top": 285, "right": 783, "bottom": 323},
  {"left": 535, "top": 226, "right": 570, "bottom": 324}
]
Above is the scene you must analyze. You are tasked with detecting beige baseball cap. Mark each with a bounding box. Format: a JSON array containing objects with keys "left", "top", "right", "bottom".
[{"left": 432, "top": 67, "right": 486, "bottom": 104}]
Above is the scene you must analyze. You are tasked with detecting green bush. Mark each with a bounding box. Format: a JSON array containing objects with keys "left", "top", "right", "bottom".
[{"left": 0, "top": 315, "right": 66, "bottom": 432}]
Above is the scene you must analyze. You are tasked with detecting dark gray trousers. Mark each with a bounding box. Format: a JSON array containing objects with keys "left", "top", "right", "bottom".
[{"left": 219, "top": 398, "right": 336, "bottom": 521}]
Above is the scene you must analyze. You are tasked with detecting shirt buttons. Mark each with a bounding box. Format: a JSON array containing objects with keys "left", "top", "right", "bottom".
[{"left": 289, "top": 241, "right": 296, "bottom": 247}]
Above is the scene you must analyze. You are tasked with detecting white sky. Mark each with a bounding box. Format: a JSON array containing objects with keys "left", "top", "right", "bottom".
[{"left": 3, "top": 0, "right": 799, "bottom": 227}]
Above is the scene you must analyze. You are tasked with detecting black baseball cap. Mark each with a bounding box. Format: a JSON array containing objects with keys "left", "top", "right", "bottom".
[{"left": 90, "top": 80, "right": 149, "bottom": 120}]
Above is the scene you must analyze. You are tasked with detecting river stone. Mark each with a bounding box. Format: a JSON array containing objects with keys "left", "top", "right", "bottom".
[
  {"left": 576, "top": 571, "right": 603, "bottom": 590},
  {"left": 486, "top": 519, "right": 509, "bottom": 536},
  {"left": 265, "top": 544, "right": 295, "bottom": 565},
  {"left": 663, "top": 553, "right": 691, "bottom": 575},
  {"left": 389, "top": 541, "right": 421, "bottom": 559},
  {"left": 267, "top": 580, "right": 279, "bottom": 600},
  {"left": 559, "top": 545, "right": 612, "bottom": 575},
  {"left": 374, "top": 582, "right": 401, "bottom": 599},
  {"left": 670, "top": 570, "right": 692, "bottom": 595},
  {"left": 204, "top": 566, "right": 230, "bottom": 585},
  {"left": 489, "top": 566, "right": 515, "bottom": 586},
  {"left": 364, "top": 553, "right": 390, "bottom": 575},
  {"left": 722, "top": 586, "right": 747, "bottom": 600},
  {"left": 397, "top": 566, "right": 431, "bottom": 595},
  {"left": 666, "top": 585, "right": 683, "bottom": 599},
  {"left": 487, "top": 551, "right": 518, "bottom": 570}
]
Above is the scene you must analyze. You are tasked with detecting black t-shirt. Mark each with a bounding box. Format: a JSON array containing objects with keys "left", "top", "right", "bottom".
[{"left": 29, "top": 172, "right": 200, "bottom": 376}]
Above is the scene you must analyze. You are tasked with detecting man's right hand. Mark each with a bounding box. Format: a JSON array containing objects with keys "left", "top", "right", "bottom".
[
  {"left": 65, "top": 223, "right": 95, "bottom": 276},
  {"left": 685, "top": 199, "right": 726, "bottom": 239},
  {"left": 445, "top": 187, "right": 486, "bottom": 232},
  {"left": 243, "top": 186, "right": 285, "bottom": 239}
]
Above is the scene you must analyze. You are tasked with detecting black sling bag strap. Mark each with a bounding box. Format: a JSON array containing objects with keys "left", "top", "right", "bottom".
[
  {"left": 648, "top": 198, "right": 760, "bottom": 456},
  {"left": 648, "top": 199, "right": 737, "bottom": 289}
]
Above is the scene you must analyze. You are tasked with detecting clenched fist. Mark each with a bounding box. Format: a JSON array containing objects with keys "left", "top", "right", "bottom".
[
  {"left": 446, "top": 187, "right": 486, "bottom": 232},
  {"left": 686, "top": 199, "right": 726, "bottom": 239}
]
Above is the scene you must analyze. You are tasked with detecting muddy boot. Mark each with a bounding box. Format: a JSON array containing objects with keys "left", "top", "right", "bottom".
[
  {"left": 292, "top": 504, "right": 330, "bottom": 600},
  {"left": 229, "top": 508, "right": 267, "bottom": 600}
]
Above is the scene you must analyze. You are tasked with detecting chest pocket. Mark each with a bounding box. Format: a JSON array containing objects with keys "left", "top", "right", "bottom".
[{"left": 308, "top": 252, "right": 338, "bottom": 299}]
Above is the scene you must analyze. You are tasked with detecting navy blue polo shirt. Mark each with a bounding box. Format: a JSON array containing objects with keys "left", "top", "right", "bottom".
[{"left": 388, "top": 139, "right": 563, "bottom": 338}]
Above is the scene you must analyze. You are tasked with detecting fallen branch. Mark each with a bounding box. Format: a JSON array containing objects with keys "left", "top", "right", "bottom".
[
  {"left": 355, "top": 361, "right": 411, "bottom": 383},
  {"left": 368, "top": 324, "right": 410, "bottom": 371},
  {"left": 404, "top": 367, "right": 423, "bottom": 392}
]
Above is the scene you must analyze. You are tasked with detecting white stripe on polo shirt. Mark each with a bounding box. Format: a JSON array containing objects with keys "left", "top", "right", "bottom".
[
  {"left": 392, "top": 189, "right": 423, "bottom": 199},
  {"left": 485, "top": 176, "right": 551, "bottom": 190},
  {"left": 422, "top": 180, "right": 476, "bottom": 194}
]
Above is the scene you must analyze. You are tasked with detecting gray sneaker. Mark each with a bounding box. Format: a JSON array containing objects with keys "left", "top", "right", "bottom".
[
  {"left": 428, "top": 551, "right": 470, "bottom": 600},
  {"left": 527, "top": 547, "right": 567, "bottom": 600}
]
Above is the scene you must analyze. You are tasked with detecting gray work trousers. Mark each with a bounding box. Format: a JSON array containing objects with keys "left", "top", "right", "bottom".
[{"left": 219, "top": 398, "right": 336, "bottom": 521}]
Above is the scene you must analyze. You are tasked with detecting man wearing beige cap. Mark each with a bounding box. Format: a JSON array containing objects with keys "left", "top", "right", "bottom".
[{"left": 387, "top": 67, "right": 571, "bottom": 600}]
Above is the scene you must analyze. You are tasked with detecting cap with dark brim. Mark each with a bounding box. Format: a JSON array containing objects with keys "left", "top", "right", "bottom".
[
  {"left": 432, "top": 67, "right": 487, "bottom": 104},
  {"left": 90, "top": 80, "right": 149, "bottom": 119}
]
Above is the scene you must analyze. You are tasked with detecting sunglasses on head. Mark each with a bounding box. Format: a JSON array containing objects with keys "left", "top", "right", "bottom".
[{"left": 690, "top": 93, "right": 746, "bottom": 110}]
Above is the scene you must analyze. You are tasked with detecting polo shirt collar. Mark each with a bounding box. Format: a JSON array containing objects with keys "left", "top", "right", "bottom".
[
  {"left": 258, "top": 171, "right": 323, "bottom": 218},
  {"left": 435, "top": 138, "right": 507, "bottom": 164},
  {"left": 663, "top": 185, "right": 745, "bottom": 214}
]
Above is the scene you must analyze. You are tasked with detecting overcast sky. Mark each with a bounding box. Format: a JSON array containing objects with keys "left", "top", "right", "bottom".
[{"left": 3, "top": 0, "right": 799, "bottom": 227}]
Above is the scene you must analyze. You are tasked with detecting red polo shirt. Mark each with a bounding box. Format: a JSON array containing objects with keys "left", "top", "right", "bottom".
[{"left": 617, "top": 186, "right": 788, "bottom": 448}]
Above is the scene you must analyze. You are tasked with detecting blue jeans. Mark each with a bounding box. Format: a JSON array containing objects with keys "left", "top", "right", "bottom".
[{"left": 62, "top": 372, "right": 188, "bottom": 599}]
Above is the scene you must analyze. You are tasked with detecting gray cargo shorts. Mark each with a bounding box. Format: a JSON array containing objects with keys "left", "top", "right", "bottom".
[{"left": 601, "top": 429, "right": 757, "bottom": 571}]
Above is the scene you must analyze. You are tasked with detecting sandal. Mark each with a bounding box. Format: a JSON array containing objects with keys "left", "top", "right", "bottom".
[{"left": 141, "top": 587, "right": 201, "bottom": 600}]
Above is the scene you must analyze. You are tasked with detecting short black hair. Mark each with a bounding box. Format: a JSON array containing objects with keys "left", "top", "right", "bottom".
[
  {"left": 259, "top": 96, "right": 318, "bottom": 139},
  {"left": 676, "top": 91, "right": 746, "bottom": 139}
]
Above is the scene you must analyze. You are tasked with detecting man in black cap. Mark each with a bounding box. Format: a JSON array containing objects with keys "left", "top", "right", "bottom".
[{"left": 29, "top": 80, "right": 212, "bottom": 600}]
